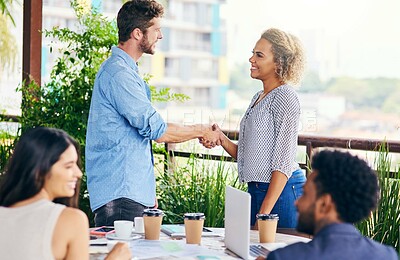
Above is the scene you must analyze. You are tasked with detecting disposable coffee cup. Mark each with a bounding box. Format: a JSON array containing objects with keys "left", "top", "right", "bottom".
[
  {"left": 114, "top": 220, "right": 133, "bottom": 239},
  {"left": 257, "top": 214, "right": 279, "bottom": 243},
  {"left": 184, "top": 213, "right": 205, "bottom": 244},
  {"left": 143, "top": 209, "right": 164, "bottom": 240}
]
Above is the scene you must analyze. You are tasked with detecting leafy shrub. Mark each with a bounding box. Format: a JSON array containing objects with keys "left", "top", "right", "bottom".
[
  {"left": 356, "top": 143, "right": 400, "bottom": 252},
  {"left": 0, "top": 129, "right": 15, "bottom": 175},
  {"left": 156, "top": 153, "right": 245, "bottom": 227}
]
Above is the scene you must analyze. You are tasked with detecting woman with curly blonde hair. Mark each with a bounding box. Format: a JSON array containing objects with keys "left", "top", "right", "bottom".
[{"left": 205, "top": 28, "right": 306, "bottom": 228}]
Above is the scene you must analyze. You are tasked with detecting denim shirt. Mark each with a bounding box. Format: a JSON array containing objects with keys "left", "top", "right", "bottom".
[{"left": 86, "top": 46, "right": 167, "bottom": 211}]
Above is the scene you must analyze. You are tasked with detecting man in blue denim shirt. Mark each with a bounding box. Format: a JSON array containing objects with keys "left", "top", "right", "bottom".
[
  {"left": 86, "top": 0, "right": 217, "bottom": 226},
  {"left": 259, "top": 150, "right": 398, "bottom": 260}
]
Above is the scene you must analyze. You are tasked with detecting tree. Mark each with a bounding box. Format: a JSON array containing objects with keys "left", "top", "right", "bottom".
[
  {"left": 0, "top": 0, "right": 17, "bottom": 24},
  {"left": 229, "top": 62, "right": 260, "bottom": 98},
  {"left": 382, "top": 86, "right": 400, "bottom": 114},
  {"left": 298, "top": 70, "right": 326, "bottom": 93},
  {"left": 0, "top": 0, "right": 18, "bottom": 73},
  {"left": 326, "top": 77, "right": 399, "bottom": 111}
]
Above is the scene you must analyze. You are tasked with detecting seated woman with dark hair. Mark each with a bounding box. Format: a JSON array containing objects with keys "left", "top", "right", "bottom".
[{"left": 0, "top": 127, "right": 131, "bottom": 260}]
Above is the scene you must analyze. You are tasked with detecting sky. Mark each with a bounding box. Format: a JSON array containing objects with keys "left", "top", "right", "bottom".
[{"left": 221, "top": 0, "right": 400, "bottom": 79}]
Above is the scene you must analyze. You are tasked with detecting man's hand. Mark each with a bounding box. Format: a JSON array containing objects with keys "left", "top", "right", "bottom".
[{"left": 199, "top": 123, "right": 222, "bottom": 148}]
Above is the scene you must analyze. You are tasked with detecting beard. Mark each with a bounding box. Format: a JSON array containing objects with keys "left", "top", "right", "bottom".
[
  {"left": 296, "top": 204, "right": 316, "bottom": 235},
  {"left": 139, "top": 34, "right": 156, "bottom": 55}
]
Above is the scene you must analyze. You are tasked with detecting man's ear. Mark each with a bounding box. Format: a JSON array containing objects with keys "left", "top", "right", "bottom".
[
  {"left": 131, "top": 28, "right": 142, "bottom": 41},
  {"left": 316, "top": 194, "right": 335, "bottom": 215}
]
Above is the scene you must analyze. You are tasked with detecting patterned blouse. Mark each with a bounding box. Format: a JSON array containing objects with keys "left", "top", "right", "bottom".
[{"left": 237, "top": 84, "right": 300, "bottom": 183}]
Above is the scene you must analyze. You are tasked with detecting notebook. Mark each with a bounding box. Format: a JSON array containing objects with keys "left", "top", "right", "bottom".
[{"left": 224, "top": 185, "right": 271, "bottom": 260}]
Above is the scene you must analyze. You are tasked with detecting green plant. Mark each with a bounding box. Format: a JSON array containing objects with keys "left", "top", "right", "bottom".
[
  {"left": 356, "top": 143, "right": 400, "bottom": 252},
  {"left": 156, "top": 152, "right": 245, "bottom": 227},
  {"left": 0, "top": 0, "right": 18, "bottom": 72},
  {"left": 0, "top": 130, "right": 16, "bottom": 175},
  {"left": 0, "top": 0, "right": 18, "bottom": 25},
  {"left": 144, "top": 74, "right": 189, "bottom": 103}
]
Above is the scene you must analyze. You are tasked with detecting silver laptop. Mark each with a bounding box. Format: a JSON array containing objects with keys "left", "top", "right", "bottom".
[{"left": 225, "top": 185, "right": 270, "bottom": 260}]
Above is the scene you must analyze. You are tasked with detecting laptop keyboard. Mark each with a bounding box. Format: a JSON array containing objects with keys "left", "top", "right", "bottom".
[{"left": 250, "top": 244, "right": 270, "bottom": 257}]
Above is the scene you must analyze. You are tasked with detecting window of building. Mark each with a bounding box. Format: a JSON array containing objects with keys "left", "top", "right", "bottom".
[
  {"left": 173, "top": 30, "right": 211, "bottom": 52},
  {"left": 192, "top": 58, "right": 218, "bottom": 79},
  {"left": 165, "top": 57, "right": 180, "bottom": 78}
]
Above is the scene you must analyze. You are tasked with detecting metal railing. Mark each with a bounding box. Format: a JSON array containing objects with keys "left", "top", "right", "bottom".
[
  {"left": 162, "top": 130, "right": 400, "bottom": 177},
  {"left": 1, "top": 114, "right": 400, "bottom": 177},
  {"left": 0, "top": 114, "right": 19, "bottom": 123}
]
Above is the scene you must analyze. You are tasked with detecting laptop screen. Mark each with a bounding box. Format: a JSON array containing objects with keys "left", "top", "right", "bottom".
[{"left": 224, "top": 185, "right": 252, "bottom": 259}]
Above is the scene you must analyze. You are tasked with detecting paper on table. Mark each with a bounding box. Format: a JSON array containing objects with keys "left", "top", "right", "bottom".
[{"left": 130, "top": 239, "right": 228, "bottom": 259}]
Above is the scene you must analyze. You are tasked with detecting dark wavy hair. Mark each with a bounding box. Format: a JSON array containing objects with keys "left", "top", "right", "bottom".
[
  {"left": 311, "top": 150, "right": 379, "bottom": 223},
  {"left": 0, "top": 127, "right": 81, "bottom": 207},
  {"left": 117, "top": 0, "right": 164, "bottom": 43}
]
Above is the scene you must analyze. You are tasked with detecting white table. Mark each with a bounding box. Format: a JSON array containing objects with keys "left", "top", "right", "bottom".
[{"left": 90, "top": 228, "right": 310, "bottom": 259}]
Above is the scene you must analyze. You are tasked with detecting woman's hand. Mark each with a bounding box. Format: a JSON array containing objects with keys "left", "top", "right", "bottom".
[
  {"left": 105, "top": 242, "right": 131, "bottom": 260},
  {"left": 199, "top": 123, "right": 222, "bottom": 148}
]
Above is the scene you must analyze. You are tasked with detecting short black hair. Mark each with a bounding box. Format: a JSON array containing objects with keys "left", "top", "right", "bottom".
[
  {"left": 311, "top": 150, "right": 379, "bottom": 223},
  {"left": 117, "top": 0, "right": 164, "bottom": 43}
]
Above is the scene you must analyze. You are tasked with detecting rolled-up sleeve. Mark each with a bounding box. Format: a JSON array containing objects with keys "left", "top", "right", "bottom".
[
  {"left": 271, "top": 89, "right": 300, "bottom": 179},
  {"left": 106, "top": 71, "right": 167, "bottom": 140}
]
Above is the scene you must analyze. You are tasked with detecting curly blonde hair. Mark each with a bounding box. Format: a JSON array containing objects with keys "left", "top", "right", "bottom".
[{"left": 261, "top": 28, "right": 306, "bottom": 85}]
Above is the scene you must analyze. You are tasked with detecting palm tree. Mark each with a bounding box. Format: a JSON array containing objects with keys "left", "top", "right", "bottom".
[
  {"left": 0, "top": 0, "right": 18, "bottom": 73},
  {"left": 0, "top": 0, "right": 17, "bottom": 25}
]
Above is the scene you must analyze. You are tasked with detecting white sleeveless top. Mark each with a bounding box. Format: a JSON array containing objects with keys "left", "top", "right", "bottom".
[{"left": 0, "top": 199, "right": 65, "bottom": 260}]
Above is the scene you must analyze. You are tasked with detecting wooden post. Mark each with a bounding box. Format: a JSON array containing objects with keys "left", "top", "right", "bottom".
[
  {"left": 306, "top": 141, "right": 313, "bottom": 177},
  {"left": 22, "top": 0, "right": 43, "bottom": 86},
  {"left": 164, "top": 143, "right": 169, "bottom": 174}
]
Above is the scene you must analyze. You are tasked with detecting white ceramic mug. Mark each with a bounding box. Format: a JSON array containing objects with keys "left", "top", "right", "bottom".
[
  {"left": 114, "top": 220, "right": 133, "bottom": 239},
  {"left": 134, "top": 217, "right": 145, "bottom": 233}
]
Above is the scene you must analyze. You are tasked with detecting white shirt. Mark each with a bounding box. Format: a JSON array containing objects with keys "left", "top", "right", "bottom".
[
  {"left": 0, "top": 199, "right": 65, "bottom": 260},
  {"left": 237, "top": 84, "right": 300, "bottom": 183}
]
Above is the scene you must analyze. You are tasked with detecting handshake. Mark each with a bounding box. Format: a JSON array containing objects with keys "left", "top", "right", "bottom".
[{"left": 198, "top": 123, "right": 224, "bottom": 149}]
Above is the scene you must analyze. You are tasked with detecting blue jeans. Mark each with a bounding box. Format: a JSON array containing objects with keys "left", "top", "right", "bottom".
[
  {"left": 248, "top": 169, "right": 306, "bottom": 228},
  {"left": 94, "top": 197, "right": 150, "bottom": 227}
]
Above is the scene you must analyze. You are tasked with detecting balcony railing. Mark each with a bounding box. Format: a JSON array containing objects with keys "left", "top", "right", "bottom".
[
  {"left": 1, "top": 114, "right": 399, "bottom": 177},
  {"left": 0, "top": 114, "right": 19, "bottom": 123},
  {"left": 162, "top": 130, "right": 400, "bottom": 178}
]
